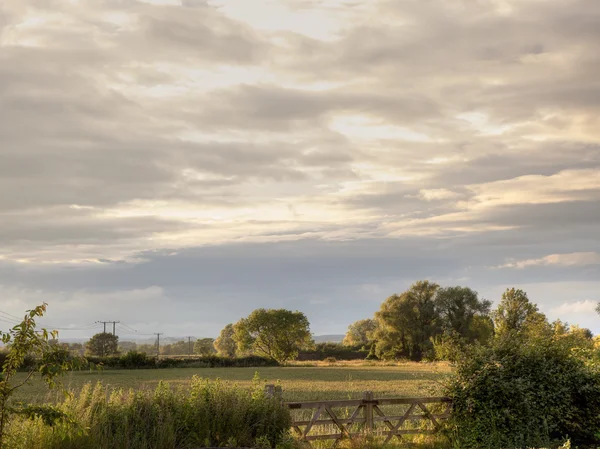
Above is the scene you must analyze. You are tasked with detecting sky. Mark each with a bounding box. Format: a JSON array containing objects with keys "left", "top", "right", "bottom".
[{"left": 1, "top": 0, "right": 599, "bottom": 340}]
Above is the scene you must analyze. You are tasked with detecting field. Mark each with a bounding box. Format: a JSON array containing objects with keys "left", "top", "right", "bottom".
[{"left": 12, "top": 361, "right": 452, "bottom": 404}]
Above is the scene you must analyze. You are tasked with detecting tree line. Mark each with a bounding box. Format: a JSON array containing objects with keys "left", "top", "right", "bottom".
[{"left": 59, "top": 280, "right": 595, "bottom": 364}]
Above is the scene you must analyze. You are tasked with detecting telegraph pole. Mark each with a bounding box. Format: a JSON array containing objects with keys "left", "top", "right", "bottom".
[
  {"left": 187, "top": 336, "right": 194, "bottom": 356},
  {"left": 155, "top": 333, "right": 163, "bottom": 358},
  {"left": 96, "top": 321, "right": 120, "bottom": 335}
]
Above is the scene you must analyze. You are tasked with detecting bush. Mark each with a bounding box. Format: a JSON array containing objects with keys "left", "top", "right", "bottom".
[
  {"left": 444, "top": 335, "right": 600, "bottom": 448},
  {"left": 119, "top": 351, "right": 151, "bottom": 369},
  {"left": 83, "top": 354, "right": 278, "bottom": 370},
  {"left": 297, "top": 343, "right": 368, "bottom": 361},
  {"left": 6, "top": 377, "right": 292, "bottom": 449}
]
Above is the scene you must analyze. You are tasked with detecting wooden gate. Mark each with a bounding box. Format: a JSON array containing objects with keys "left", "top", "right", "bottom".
[{"left": 275, "top": 389, "right": 451, "bottom": 445}]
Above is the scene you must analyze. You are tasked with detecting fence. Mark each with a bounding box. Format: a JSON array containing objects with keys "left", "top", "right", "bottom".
[{"left": 264, "top": 385, "right": 452, "bottom": 445}]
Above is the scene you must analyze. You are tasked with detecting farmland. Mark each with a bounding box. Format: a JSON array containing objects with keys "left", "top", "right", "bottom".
[{"left": 12, "top": 361, "right": 452, "bottom": 405}]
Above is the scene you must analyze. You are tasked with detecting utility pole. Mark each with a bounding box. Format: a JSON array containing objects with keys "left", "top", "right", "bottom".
[
  {"left": 95, "top": 321, "right": 120, "bottom": 336},
  {"left": 155, "top": 333, "right": 163, "bottom": 358},
  {"left": 187, "top": 336, "right": 194, "bottom": 356}
]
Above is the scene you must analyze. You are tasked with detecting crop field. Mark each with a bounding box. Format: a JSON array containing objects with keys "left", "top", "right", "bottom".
[{"left": 12, "top": 361, "right": 452, "bottom": 405}]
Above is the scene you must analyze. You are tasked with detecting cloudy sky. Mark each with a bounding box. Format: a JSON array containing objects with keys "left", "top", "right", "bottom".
[{"left": 1, "top": 0, "right": 599, "bottom": 340}]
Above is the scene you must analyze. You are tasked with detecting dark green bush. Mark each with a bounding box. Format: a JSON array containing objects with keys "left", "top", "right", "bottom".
[
  {"left": 445, "top": 335, "right": 600, "bottom": 448},
  {"left": 84, "top": 354, "right": 278, "bottom": 370},
  {"left": 119, "top": 351, "right": 151, "bottom": 369},
  {"left": 297, "top": 342, "right": 368, "bottom": 361}
]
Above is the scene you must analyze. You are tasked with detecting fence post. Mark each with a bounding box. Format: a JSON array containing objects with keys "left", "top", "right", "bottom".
[
  {"left": 264, "top": 384, "right": 283, "bottom": 401},
  {"left": 363, "top": 391, "right": 374, "bottom": 432}
]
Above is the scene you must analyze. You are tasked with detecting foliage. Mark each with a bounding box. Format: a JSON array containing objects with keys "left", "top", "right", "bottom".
[
  {"left": 5, "top": 377, "right": 292, "bottom": 449},
  {"left": 372, "top": 282, "right": 493, "bottom": 361},
  {"left": 194, "top": 338, "right": 216, "bottom": 356},
  {"left": 445, "top": 324, "right": 600, "bottom": 448},
  {"left": 83, "top": 354, "right": 278, "bottom": 370},
  {"left": 233, "top": 309, "right": 313, "bottom": 363},
  {"left": 343, "top": 319, "right": 378, "bottom": 347},
  {"left": 0, "top": 304, "right": 81, "bottom": 449},
  {"left": 85, "top": 333, "right": 119, "bottom": 357},
  {"left": 373, "top": 281, "right": 440, "bottom": 361},
  {"left": 118, "top": 351, "right": 152, "bottom": 369},
  {"left": 117, "top": 341, "right": 137, "bottom": 354},
  {"left": 435, "top": 286, "right": 492, "bottom": 342},
  {"left": 214, "top": 323, "right": 237, "bottom": 357},
  {"left": 491, "top": 288, "right": 550, "bottom": 339},
  {"left": 297, "top": 342, "right": 368, "bottom": 361}
]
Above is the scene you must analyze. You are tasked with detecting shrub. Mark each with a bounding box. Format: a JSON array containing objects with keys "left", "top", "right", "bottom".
[
  {"left": 119, "top": 351, "right": 151, "bottom": 369},
  {"left": 6, "top": 377, "right": 292, "bottom": 449},
  {"left": 82, "top": 354, "right": 278, "bottom": 370},
  {"left": 324, "top": 356, "right": 337, "bottom": 364},
  {"left": 297, "top": 342, "right": 368, "bottom": 361},
  {"left": 444, "top": 334, "right": 600, "bottom": 448}
]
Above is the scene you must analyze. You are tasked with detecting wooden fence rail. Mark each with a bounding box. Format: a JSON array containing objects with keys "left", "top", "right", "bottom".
[{"left": 264, "top": 385, "right": 452, "bottom": 446}]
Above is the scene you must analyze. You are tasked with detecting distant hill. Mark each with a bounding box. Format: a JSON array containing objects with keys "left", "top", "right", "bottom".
[{"left": 313, "top": 334, "right": 345, "bottom": 343}]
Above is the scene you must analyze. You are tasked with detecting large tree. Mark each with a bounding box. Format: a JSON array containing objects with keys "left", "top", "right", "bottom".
[
  {"left": 214, "top": 323, "right": 237, "bottom": 357},
  {"left": 492, "top": 288, "right": 550, "bottom": 339},
  {"left": 435, "top": 286, "right": 492, "bottom": 342},
  {"left": 373, "top": 280, "right": 440, "bottom": 361},
  {"left": 86, "top": 332, "right": 119, "bottom": 357},
  {"left": 194, "top": 338, "right": 216, "bottom": 356},
  {"left": 343, "top": 318, "right": 377, "bottom": 347},
  {"left": 233, "top": 309, "right": 313, "bottom": 363}
]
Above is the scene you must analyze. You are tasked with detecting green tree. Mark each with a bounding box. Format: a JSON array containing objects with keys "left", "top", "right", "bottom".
[
  {"left": 194, "top": 338, "right": 216, "bottom": 356},
  {"left": 492, "top": 288, "right": 550, "bottom": 339},
  {"left": 342, "top": 318, "right": 377, "bottom": 347},
  {"left": 0, "top": 304, "right": 80, "bottom": 448},
  {"left": 233, "top": 309, "right": 313, "bottom": 363},
  {"left": 373, "top": 280, "right": 440, "bottom": 361},
  {"left": 118, "top": 341, "right": 137, "bottom": 353},
  {"left": 435, "top": 286, "right": 492, "bottom": 343},
  {"left": 85, "top": 332, "right": 119, "bottom": 357},
  {"left": 214, "top": 324, "right": 237, "bottom": 357}
]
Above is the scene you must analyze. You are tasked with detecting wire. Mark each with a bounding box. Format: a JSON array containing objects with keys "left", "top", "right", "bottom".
[
  {"left": 118, "top": 323, "right": 155, "bottom": 336},
  {"left": 0, "top": 311, "right": 21, "bottom": 323}
]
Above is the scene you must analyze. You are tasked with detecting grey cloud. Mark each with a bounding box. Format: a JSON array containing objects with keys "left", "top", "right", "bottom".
[
  {"left": 2, "top": 237, "right": 599, "bottom": 335},
  {"left": 1, "top": 0, "right": 600, "bottom": 334}
]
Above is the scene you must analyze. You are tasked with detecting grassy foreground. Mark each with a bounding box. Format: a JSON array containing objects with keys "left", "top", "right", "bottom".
[{"left": 13, "top": 361, "right": 452, "bottom": 404}]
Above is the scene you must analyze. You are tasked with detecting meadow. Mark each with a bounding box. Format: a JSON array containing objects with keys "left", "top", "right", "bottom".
[
  {"left": 12, "top": 361, "right": 452, "bottom": 404},
  {"left": 6, "top": 361, "right": 452, "bottom": 449}
]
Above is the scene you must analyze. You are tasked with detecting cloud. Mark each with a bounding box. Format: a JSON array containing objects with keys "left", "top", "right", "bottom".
[
  {"left": 551, "top": 299, "right": 597, "bottom": 316},
  {"left": 499, "top": 252, "right": 600, "bottom": 269},
  {"left": 1, "top": 0, "right": 600, "bottom": 334}
]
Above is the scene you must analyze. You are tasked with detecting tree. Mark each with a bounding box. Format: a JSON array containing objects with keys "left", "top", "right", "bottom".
[
  {"left": 85, "top": 332, "right": 119, "bottom": 356},
  {"left": 194, "top": 338, "right": 216, "bottom": 356},
  {"left": 118, "top": 341, "right": 137, "bottom": 353},
  {"left": 214, "top": 324, "right": 237, "bottom": 357},
  {"left": 492, "top": 288, "right": 550, "bottom": 339},
  {"left": 343, "top": 319, "right": 377, "bottom": 347},
  {"left": 233, "top": 309, "right": 313, "bottom": 363},
  {"left": 0, "top": 304, "right": 80, "bottom": 448},
  {"left": 373, "top": 280, "right": 440, "bottom": 361},
  {"left": 435, "top": 286, "right": 492, "bottom": 343}
]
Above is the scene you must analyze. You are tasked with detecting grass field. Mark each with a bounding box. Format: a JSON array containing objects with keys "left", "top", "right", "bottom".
[{"left": 12, "top": 361, "right": 452, "bottom": 404}]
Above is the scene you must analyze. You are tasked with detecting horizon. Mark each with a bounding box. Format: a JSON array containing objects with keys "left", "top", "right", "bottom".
[{"left": 1, "top": 0, "right": 599, "bottom": 338}]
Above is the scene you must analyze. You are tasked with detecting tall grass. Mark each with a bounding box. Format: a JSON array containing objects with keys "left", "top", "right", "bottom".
[{"left": 5, "top": 376, "right": 291, "bottom": 449}]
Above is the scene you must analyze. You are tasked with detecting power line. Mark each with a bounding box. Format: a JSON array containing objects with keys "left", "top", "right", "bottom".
[
  {"left": 96, "top": 321, "right": 120, "bottom": 335},
  {"left": 0, "top": 310, "right": 22, "bottom": 321},
  {"left": 117, "top": 323, "right": 155, "bottom": 336}
]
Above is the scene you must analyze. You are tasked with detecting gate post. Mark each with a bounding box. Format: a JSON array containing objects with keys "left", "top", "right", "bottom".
[{"left": 363, "top": 391, "right": 374, "bottom": 432}]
